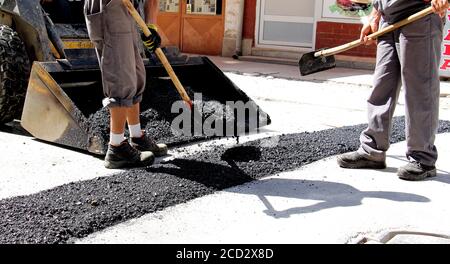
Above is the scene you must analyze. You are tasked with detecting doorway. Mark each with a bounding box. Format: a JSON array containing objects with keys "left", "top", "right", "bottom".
[{"left": 157, "top": 0, "right": 226, "bottom": 55}]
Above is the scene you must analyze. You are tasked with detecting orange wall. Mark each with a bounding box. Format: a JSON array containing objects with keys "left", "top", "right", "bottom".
[{"left": 243, "top": 0, "right": 256, "bottom": 44}]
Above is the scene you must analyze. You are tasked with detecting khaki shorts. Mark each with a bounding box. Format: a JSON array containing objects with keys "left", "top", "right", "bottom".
[{"left": 84, "top": 0, "right": 146, "bottom": 108}]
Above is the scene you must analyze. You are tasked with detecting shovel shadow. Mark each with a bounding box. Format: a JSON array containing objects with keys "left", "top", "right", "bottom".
[{"left": 227, "top": 178, "right": 431, "bottom": 219}]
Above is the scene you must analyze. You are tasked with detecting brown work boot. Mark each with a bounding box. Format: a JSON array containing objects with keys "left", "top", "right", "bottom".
[
  {"left": 104, "top": 140, "right": 155, "bottom": 169},
  {"left": 398, "top": 161, "right": 437, "bottom": 181},
  {"left": 130, "top": 131, "right": 168, "bottom": 157},
  {"left": 337, "top": 151, "right": 386, "bottom": 169}
]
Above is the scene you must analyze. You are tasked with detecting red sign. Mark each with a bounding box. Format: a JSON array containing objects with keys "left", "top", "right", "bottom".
[{"left": 439, "top": 9, "right": 450, "bottom": 76}]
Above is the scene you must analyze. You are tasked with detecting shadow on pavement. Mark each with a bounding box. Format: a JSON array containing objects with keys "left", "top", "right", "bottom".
[
  {"left": 227, "top": 178, "right": 430, "bottom": 219},
  {"left": 0, "top": 121, "right": 31, "bottom": 137},
  {"left": 147, "top": 159, "right": 253, "bottom": 190},
  {"left": 150, "top": 154, "right": 430, "bottom": 220},
  {"left": 436, "top": 171, "right": 450, "bottom": 184},
  {"left": 380, "top": 167, "right": 399, "bottom": 174},
  {"left": 148, "top": 146, "right": 262, "bottom": 190}
]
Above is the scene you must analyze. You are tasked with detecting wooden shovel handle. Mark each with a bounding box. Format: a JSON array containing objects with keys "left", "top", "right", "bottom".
[
  {"left": 315, "top": 6, "right": 434, "bottom": 58},
  {"left": 122, "top": 0, "right": 193, "bottom": 109}
]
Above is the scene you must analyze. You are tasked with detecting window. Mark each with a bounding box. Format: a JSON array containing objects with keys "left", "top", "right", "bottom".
[
  {"left": 187, "top": 0, "right": 222, "bottom": 15},
  {"left": 159, "top": 0, "right": 180, "bottom": 13}
]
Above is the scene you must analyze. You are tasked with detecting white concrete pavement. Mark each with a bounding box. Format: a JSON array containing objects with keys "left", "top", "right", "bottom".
[{"left": 0, "top": 131, "right": 115, "bottom": 200}]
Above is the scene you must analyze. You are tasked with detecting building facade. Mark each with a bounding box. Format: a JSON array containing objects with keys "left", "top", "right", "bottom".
[
  {"left": 154, "top": 0, "right": 450, "bottom": 72},
  {"left": 154, "top": 1, "right": 375, "bottom": 57},
  {"left": 242, "top": 0, "right": 376, "bottom": 58}
]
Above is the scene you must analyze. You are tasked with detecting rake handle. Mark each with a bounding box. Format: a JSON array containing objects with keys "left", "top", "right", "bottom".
[
  {"left": 122, "top": 0, "right": 193, "bottom": 109},
  {"left": 315, "top": 6, "right": 434, "bottom": 58}
]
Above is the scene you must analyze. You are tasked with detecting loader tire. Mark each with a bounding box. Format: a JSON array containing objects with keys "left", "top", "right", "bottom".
[{"left": 0, "top": 25, "right": 30, "bottom": 124}]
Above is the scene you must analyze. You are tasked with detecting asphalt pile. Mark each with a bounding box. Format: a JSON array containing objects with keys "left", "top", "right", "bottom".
[
  {"left": 85, "top": 77, "right": 252, "bottom": 150},
  {"left": 1, "top": 117, "right": 449, "bottom": 243}
]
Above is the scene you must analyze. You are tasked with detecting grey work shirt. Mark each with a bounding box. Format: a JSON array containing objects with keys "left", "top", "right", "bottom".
[{"left": 373, "top": 0, "right": 430, "bottom": 24}]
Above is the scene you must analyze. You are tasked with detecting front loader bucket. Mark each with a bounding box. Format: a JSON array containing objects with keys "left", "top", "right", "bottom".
[{"left": 21, "top": 52, "right": 271, "bottom": 155}]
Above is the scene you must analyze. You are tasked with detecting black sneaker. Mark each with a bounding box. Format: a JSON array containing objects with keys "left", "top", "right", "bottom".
[
  {"left": 337, "top": 151, "right": 387, "bottom": 169},
  {"left": 398, "top": 161, "right": 437, "bottom": 181},
  {"left": 130, "top": 131, "right": 168, "bottom": 157},
  {"left": 104, "top": 140, "right": 155, "bottom": 169}
]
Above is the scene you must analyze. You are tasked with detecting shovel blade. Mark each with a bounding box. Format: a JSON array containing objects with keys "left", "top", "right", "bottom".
[{"left": 299, "top": 50, "right": 336, "bottom": 76}]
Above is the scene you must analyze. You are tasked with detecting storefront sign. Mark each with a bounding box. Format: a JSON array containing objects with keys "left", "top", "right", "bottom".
[{"left": 440, "top": 9, "right": 450, "bottom": 77}]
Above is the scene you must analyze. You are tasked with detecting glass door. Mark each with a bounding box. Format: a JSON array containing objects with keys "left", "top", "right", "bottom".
[{"left": 258, "top": 0, "right": 315, "bottom": 48}]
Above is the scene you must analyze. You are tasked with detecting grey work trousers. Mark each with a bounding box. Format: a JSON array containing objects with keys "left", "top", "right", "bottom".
[
  {"left": 84, "top": 0, "right": 146, "bottom": 108},
  {"left": 358, "top": 14, "right": 443, "bottom": 166}
]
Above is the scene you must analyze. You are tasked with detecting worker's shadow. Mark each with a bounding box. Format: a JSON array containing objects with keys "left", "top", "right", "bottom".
[
  {"left": 148, "top": 146, "right": 430, "bottom": 219},
  {"left": 227, "top": 178, "right": 430, "bottom": 219}
]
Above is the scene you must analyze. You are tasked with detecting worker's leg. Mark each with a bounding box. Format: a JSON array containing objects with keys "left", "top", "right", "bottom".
[
  {"left": 86, "top": 0, "right": 135, "bottom": 143},
  {"left": 85, "top": 0, "right": 154, "bottom": 169},
  {"left": 109, "top": 106, "right": 128, "bottom": 146},
  {"left": 99, "top": 0, "right": 142, "bottom": 108},
  {"left": 338, "top": 31, "right": 401, "bottom": 169},
  {"left": 397, "top": 14, "right": 442, "bottom": 180},
  {"left": 125, "top": 27, "right": 146, "bottom": 139},
  {"left": 129, "top": 17, "right": 147, "bottom": 107},
  {"left": 126, "top": 103, "right": 143, "bottom": 138},
  {"left": 85, "top": 0, "right": 139, "bottom": 108},
  {"left": 358, "top": 31, "right": 402, "bottom": 161},
  {"left": 127, "top": 23, "right": 168, "bottom": 157}
]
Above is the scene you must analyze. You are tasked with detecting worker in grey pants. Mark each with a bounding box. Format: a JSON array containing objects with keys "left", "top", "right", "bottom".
[
  {"left": 337, "top": 0, "right": 449, "bottom": 181},
  {"left": 84, "top": 0, "right": 168, "bottom": 169}
]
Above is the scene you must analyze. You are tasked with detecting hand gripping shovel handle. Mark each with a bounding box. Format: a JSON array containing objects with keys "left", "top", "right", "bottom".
[
  {"left": 315, "top": 6, "right": 434, "bottom": 58},
  {"left": 122, "top": 0, "right": 193, "bottom": 109}
]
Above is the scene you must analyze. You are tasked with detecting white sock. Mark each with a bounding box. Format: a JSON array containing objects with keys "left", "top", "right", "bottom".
[
  {"left": 110, "top": 132, "right": 125, "bottom": 146},
  {"left": 129, "top": 123, "right": 143, "bottom": 138}
]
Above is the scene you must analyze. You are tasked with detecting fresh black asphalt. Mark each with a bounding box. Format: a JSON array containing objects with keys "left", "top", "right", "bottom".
[{"left": 1, "top": 117, "right": 449, "bottom": 243}]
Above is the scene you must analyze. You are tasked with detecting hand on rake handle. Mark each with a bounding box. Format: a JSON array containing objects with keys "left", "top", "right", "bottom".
[{"left": 141, "top": 24, "right": 161, "bottom": 53}]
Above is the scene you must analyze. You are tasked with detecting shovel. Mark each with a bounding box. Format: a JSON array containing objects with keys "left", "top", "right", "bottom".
[
  {"left": 122, "top": 0, "right": 193, "bottom": 109},
  {"left": 299, "top": 6, "right": 434, "bottom": 76}
]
